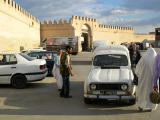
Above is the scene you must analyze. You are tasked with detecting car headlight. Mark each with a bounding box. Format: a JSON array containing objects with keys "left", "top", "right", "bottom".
[
  {"left": 121, "top": 84, "right": 128, "bottom": 91},
  {"left": 90, "top": 84, "right": 96, "bottom": 90}
]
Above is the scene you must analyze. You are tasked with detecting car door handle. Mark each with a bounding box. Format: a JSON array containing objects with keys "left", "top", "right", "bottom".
[{"left": 11, "top": 67, "right": 16, "bottom": 69}]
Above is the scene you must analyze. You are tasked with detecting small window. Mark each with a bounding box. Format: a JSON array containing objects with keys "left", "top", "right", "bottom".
[
  {"left": 156, "top": 30, "right": 160, "bottom": 35},
  {"left": 9, "top": 55, "right": 17, "bottom": 64},
  {"left": 19, "top": 53, "right": 33, "bottom": 61},
  {"left": 0, "top": 54, "right": 17, "bottom": 65},
  {"left": 31, "top": 22, "right": 34, "bottom": 26}
]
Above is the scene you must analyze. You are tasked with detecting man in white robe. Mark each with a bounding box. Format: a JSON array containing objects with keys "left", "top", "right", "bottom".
[
  {"left": 52, "top": 49, "right": 63, "bottom": 90},
  {"left": 136, "top": 48, "right": 158, "bottom": 111}
]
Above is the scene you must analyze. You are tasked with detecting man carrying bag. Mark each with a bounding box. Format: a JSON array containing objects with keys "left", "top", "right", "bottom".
[{"left": 60, "top": 45, "right": 74, "bottom": 98}]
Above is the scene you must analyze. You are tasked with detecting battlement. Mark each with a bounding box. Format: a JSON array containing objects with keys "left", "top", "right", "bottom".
[
  {"left": 98, "top": 24, "right": 134, "bottom": 31},
  {"left": 71, "top": 15, "right": 133, "bottom": 31},
  {"left": 41, "top": 19, "right": 71, "bottom": 25},
  {"left": 1, "top": 0, "right": 40, "bottom": 24},
  {"left": 71, "top": 15, "right": 97, "bottom": 22}
]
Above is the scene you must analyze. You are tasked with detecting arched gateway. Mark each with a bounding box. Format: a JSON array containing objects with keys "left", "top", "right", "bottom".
[
  {"left": 80, "top": 24, "right": 92, "bottom": 51},
  {"left": 40, "top": 15, "right": 154, "bottom": 53}
]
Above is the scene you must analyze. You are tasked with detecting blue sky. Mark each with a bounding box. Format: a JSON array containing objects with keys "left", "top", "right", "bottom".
[{"left": 14, "top": 0, "right": 160, "bottom": 33}]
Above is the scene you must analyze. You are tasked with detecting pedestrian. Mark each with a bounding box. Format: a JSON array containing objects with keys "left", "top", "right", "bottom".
[
  {"left": 52, "top": 48, "right": 63, "bottom": 91},
  {"left": 60, "top": 45, "right": 74, "bottom": 98},
  {"left": 153, "top": 53, "right": 160, "bottom": 92},
  {"left": 129, "top": 43, "right": 141, "bottom": 66},
  {"left": 136, "top": 48, "right": 158, "bottom": 112},
  {"left": 149, "top": 43, "right": 155, "bottom": 48},
  {"left": 129, "top": 43, "right": 141, "bottom": 85}
]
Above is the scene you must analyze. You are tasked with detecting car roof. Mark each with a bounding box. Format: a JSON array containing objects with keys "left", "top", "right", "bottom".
[
  {"left": 29, "top": 51, "right": 57, "bottom": 53},
  {"left": 95, "top": 45, "right": 128, "bottom": 52},
  {"left": 0, "top": 52, "right": 19, "bottom": 55},
  {"left": 94, "top": 45, "right": 129, "bottom": 56}
]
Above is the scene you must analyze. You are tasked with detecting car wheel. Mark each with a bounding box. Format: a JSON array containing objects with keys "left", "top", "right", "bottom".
[
  {"left": 11, "top": 75, "right": 27, "bottom": 89},
  {"left": 84, "top": 98, "right": 92, "bottom": 104}
]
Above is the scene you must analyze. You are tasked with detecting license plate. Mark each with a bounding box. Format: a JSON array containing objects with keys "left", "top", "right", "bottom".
[
  {"left": 101, "top": 91, "right": 116, "bottom": 95},
  {"left": 105, "top": 91, "right": 115, "bottom": 95},
  {"left": 117, "top": 91, "right": 126, "bottom": 95},
  {"left": 93, "top": 91, "right": 100, "bottom": 94}
]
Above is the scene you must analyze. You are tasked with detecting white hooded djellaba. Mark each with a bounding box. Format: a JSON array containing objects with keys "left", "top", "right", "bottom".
[
  {"left": 52, "top": 54, "right": 63, "bottom": 89},
  {"left": 136, "top": 48, "right": 158, "bottom": 111}
]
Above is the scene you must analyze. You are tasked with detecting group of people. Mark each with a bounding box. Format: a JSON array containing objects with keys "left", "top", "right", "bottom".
[
  {"left": 52, "top": 43, "right": 160, "bottom": 110},
  {"left": 129, "top": 43, "right": 160, "bottom": 112},
  {"left": 52, "top": 45, "right": 74, "bottom": 98}
]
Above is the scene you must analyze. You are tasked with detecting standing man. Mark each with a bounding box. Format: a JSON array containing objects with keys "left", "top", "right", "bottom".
[
  {"left": 60, "top": 45, "right": 74, "bottom": 98},
  {"left": 129, "top": 43, "right": 141, "bottom": 85},
  {"left": 129, "top": 43, "right": 141, "bottom": 66}
]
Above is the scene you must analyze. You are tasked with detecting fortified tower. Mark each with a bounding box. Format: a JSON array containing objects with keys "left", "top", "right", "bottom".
[
  {"left": 0, "top": 0, "right": 40, "bottom": 52},
  {"left": 41, "top": 15, "right": 136, "bottom": 52}
]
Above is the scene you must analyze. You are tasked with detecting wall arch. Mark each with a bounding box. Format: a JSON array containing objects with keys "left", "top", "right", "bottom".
[{"left": 80, "top": 24, "right": 92, "bottom": 51}]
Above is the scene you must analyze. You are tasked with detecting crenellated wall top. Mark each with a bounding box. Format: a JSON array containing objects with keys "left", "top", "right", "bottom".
[
  {"left": 1, "top": 0, "right": 40, "bottom": 23},
  {"left": 41, "top": 15, "right": 134, "bottom": 31},
  {"left": 71, "top": 15, "right": 133, "bottom": 31},
  {"left": 98, "top": 24, "right": 134, "bottom": 31},
  {"left": 71, "top": 15, "right": 97, "bottom": 22},
  {"left": 41, "top": 19, "right": 70, "bottom": 25}
]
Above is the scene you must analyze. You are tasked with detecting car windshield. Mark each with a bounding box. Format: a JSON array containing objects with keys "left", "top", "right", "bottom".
[
  {"left": 93, "top": 54, "right": 128, "bottom": 67},
  {"left": 29, "top": 52, "right": 56, "bottom": 59},
  {"left": 19, "top": 53, "right": 34, "bottom": 61}
]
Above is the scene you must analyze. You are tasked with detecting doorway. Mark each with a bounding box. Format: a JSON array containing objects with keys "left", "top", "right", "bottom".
[
  {"left": 81, "top": 33, "right": 89, "bottom": 51},
  {"left": 81, "top": 24, "right": 91, "bottom": 51}
]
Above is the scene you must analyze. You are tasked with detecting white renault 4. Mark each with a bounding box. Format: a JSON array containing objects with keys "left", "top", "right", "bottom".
[
  {"left": 0, "top": 53, "right": 48, "bottom": 88},
  {"left": 84, "top": 45, "right": 136, "bottom": 104}
]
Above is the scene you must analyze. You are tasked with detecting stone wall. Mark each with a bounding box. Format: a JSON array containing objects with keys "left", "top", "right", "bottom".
[
  {"left": 71, "top": 16, "right": 154, "bottom": 44},
  {"left": 1, "top": 0, "right": 154, "bottom": 53},
  {"left": 40, "top": 19, "right": 75, "bottom": 42},
  {"left": 0, "top": 0, "right": 40, "bottom": 52},
  {"left": 133, "top": 34, "right": 155, "bottom": 42},
  {"left": 93, "top": 25, "right": 134, "bottom": 45}
]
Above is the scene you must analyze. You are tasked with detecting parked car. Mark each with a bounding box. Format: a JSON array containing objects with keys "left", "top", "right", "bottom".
[
  {"left": 93, "top": 40, "right": 107, "bottom": 50},
  {"left": 0, "top": 53, "right": 48, "bottom": 88},
  {"left": 27, "top": 51, "right": 57, "bottom": 76},
  {"left": 84, "top": 45, "right": 136, "bottom": 104},
  {"left": 21, "top": 48, "right": 46, "bottom": 54}
]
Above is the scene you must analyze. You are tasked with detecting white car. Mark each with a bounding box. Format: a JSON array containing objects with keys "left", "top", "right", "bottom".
[
  {"left": 21, "top": 49, "right": 46, "bottom": 54},
  {"left": 84, "top": 45, "right": 136, "bottom": 104},
  {"left": 93, "top": 40, "right": 107, "bottom": 50},
  {"left": 0, "top": 53, "right": 48, "bottom": 88}
]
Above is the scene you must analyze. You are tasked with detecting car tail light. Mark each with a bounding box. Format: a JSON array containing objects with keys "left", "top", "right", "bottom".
[{"left": 40, "top": 65, "right": 46, "bottom": 70}]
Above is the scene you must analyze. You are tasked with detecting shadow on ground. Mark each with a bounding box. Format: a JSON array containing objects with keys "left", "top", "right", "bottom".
[
  {"left": 0, "top": 81, "right": 140, "bottom": 116},
  {"left": 72, "top": 60, "right": 92, "bottom": 65}
]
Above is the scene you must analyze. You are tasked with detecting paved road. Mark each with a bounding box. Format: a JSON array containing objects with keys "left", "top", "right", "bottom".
[{"left": 0, "top": 52, "right": 159, "bottom": 120}]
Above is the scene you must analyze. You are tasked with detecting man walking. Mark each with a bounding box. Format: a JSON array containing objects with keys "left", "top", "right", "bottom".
[
  {"left": 129, "top": 43, "right": 141, "bottom": 66},
  {"left": 60, "top": 45, "right": 74, "bottom": 98},
  {"left": 129, "top": 43, "right": 141, "bottom": 85},
  {"left": 136, "top": 48, "right": 158, "bottom": 111}
]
